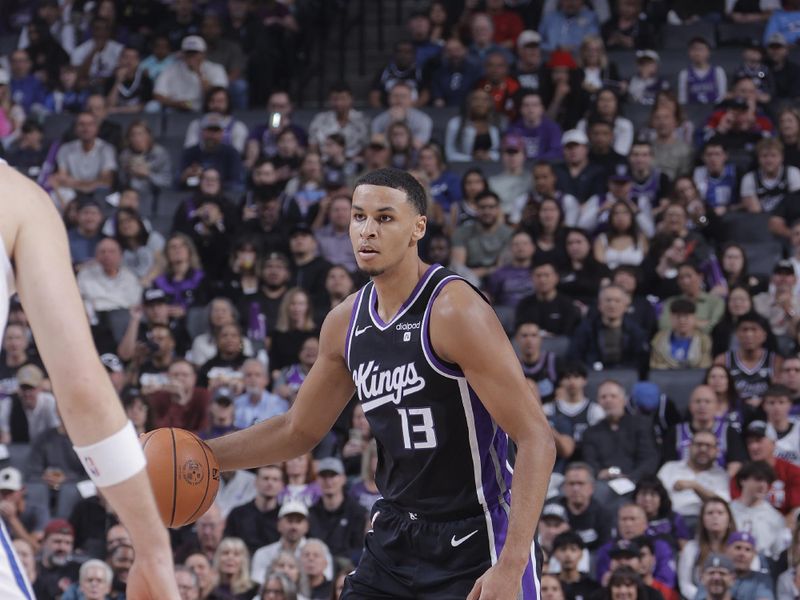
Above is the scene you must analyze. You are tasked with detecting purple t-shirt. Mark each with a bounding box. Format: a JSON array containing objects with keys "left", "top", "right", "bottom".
[{"left": 506, "top": 117, "right": 563, "bottom": 161}]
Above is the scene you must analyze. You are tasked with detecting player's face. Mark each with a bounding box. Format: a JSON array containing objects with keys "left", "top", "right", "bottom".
[{"left": 350, "top": 185, "right": 426, "bottom": 277}]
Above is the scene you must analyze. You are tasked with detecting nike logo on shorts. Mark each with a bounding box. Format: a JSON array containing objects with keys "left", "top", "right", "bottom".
[{"left": 450, "top": 529, "right": 479, "bottom": 547}]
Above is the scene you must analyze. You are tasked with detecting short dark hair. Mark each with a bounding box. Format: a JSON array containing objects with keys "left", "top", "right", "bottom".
[
  {"left": 678, "top": 261, "right": 701, "bottom": 274},
  {"left": 354, "top": 168, "right": 428, "bottom": 215},
  {"left": 736, "top": 311, "right": 768, "bottom": 332},
  {"left": 703, "top": 138, "right": 727, "bottom": 153},
  {"left": 736, "top": 460, "right": 776, "bottom": 487},
  {"left": 559, "top": 362, "right": 588, "bottom": 381},
  {"left": 764, "top": 384, "right": 792, "bottom": 401},
  {"left": 632, "top": 535, "right": 654, "bottom": 554},
  {"left": 670, "top": 298, "right": 696, "bottom": 315},
  {"left": 552, "top": 531, "right": 585, "bottom": 552},
  {"left": 328, "top": 81, "right": 352, "bottom": 95},
  {"left": 475, "top": 190, "right": 501, "bottom": 206}
]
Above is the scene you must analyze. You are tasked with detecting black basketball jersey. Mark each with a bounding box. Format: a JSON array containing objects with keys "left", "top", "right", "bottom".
[
  {"left": 725, "top": 349, "right": 776, "bottom": 400},
  {"left": 346, "top": 264, "right": 512, "bottom": 519}
]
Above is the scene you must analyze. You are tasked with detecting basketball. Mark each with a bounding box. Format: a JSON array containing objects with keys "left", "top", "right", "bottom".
[{"left": 140, "top": 428, "right": 220, "bottom": 528}]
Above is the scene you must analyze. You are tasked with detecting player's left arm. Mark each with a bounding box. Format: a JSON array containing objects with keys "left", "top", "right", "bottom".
[{"left": 430, "top": 280, "right": 556, "bottom": 598}]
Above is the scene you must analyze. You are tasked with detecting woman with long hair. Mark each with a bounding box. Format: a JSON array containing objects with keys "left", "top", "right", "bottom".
[
  {"left": 428, "top": 1, "right": 452, "bottom": 42},
  {"left": 444, "top": 89, "right": 501, "bottom": 162},
  {"left": 704, "top": 364, "right": 743, "bottom": 427},
  {"left": 677, "top": 498, "right": 737, "bottom": 600},
  {"left": 716, "top": 243, "right": 766, "bottom": 297},
  {"left": 450, "top": 168, "right": 488, "bottom": 231},
  {"left": 576, "top": 88, "right": 633, "bottom": 155},
  {"left": 190, "top": 297, "right": 255, "bottom": 367},
  {"left": 710, "top": 285, "right": 771, "bottom": 357},
  {"left": 211, "top": 537, "right": 259, "bottom": 600},
  {"left": 593, "top": 200, "right": 648, "bottom": 269},
  {"left": 577, "top": 36, "right": 622, "bottom": 97},
  {"left": 119, "top": 120, "right": 172, "bottom": 211},
  {"left": 152, "top": 233, "right": 207, "bottom": 317},
  {"left": 220, "top": 237, "right": 261, "bottom": 301},
  {"left": 778, "top": 107, "right": 800, "bottom": 168},
  {"left": 279, "top": 453, "right": 321, "bottom": 507},
  {"left": 387, "top": 121, "right": 418, "bottom": 170},
  {"left": 527, "top": 198, "right": 567, "bottom": 268},
  {"left": 558, "top": 227, "right": 610, "bottom": 308},
  {"left": 121, "top": 388, "right": 153, "bottom": 435},
  {"left": 114, "top": 207, "right": 165, "bottom": 286},
  {"left": 634, "top": 475, "right": 692, "bottom": 550},
  {"left": 270, "top": 287, "right": 318, "bottom": 372}
]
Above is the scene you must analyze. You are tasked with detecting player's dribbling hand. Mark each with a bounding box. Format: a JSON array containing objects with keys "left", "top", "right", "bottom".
[
  {"left": 126, "top": 554, "right": 180, "bottom": 600},
  {"left": 466, "top": 563, "right": 522, "bottom": 600}
]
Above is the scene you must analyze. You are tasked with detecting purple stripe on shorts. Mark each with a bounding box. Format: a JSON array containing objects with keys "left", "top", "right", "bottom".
[{"left": 488, "top": 504, "right": 540, "bottom": 600}]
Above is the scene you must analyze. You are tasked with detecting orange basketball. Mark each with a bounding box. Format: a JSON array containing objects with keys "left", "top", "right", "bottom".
[{"left": 141, "top": 428, "right": 220, "bottom": 528}]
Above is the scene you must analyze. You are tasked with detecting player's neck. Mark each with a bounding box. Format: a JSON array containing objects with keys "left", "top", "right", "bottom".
[{"left": 371, "top": 258, "right": 428, "bottom": 323}]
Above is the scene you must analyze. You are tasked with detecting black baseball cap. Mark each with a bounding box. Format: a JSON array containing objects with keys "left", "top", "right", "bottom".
[
  {"left": 289, "top": 223, "right": 314, "bottom": 238},
  {"left": 609, "top": 539, "right": 641, "bottom": 558},
  {"left": 143, "top": 287, "right": 167, "bottom": 305}
]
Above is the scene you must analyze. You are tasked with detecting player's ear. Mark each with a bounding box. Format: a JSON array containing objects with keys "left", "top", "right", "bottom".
[{"left": 411, "top": 214, "right": 427, "bottom": 242}]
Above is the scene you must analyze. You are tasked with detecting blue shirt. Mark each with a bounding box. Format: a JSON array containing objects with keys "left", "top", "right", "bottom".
[
  {"left": 540, "top": 7, "right": 600, "bottom": 52},
  {"left": 233, "top": 391, "right": 289, "bottom": 429},
  {"left": 68, "top": 229, "right": 103, "bottom": 265},
  {"left": 10, "top": 76, "right": 46, "bottom": 112},
  {"left": 430, "top": 58, "right": 483, "bottom": 107},
  {"left": 764, "top": 10, "right": 800, "bottom": 45},
  {"left": 429, "top": 171, "right": 463, "bottom": 211},
  {"left": 669, "top": 334, "right": 692, "bottom": 364}
]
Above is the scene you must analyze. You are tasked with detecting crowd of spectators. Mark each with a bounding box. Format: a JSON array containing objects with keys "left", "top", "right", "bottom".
[{"left": 3, "top": 0, "right": 800, "bottom": 599}]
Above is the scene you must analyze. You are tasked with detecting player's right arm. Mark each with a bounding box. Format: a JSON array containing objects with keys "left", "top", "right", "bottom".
[
  {"left": 1, "top": 165, "right": 179, "bottom": 599},
  {"left": 207, "top": 296, "right": 356, "bottom": 472}
]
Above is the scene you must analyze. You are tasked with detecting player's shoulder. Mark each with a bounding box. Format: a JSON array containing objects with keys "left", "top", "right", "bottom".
[
  {"left": 0, "top": 163, "right": 56, "bottom": 250},
  {"left": 430, "top": 276, "right": 491, "bottom": 323}
]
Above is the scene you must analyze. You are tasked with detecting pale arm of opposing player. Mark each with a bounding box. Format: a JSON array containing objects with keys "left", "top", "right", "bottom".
[
  {"left": 430, "top": 281, "right": 556, "bottom": 600},
  {"left": 5, "top": 166, "right": 179, "bottom": 599},
  {"left": 207, "top": 298, "right": 357, "bottom": 471}
]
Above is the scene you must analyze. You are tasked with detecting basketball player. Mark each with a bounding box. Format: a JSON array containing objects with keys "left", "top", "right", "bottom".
[
  {"left": 0, "top": 163, "right": 179, "bottom": 599},
  {"left": 208, "top": 168, "right": 556, "bottom": 598}
]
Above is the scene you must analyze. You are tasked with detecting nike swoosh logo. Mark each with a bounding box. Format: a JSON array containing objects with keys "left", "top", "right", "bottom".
[
  {"left": 451, "top": 529, "right": 479, "bottom": 547},
  {"left": 355, "top": 325, "right": 372, "bottom": 337}
]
